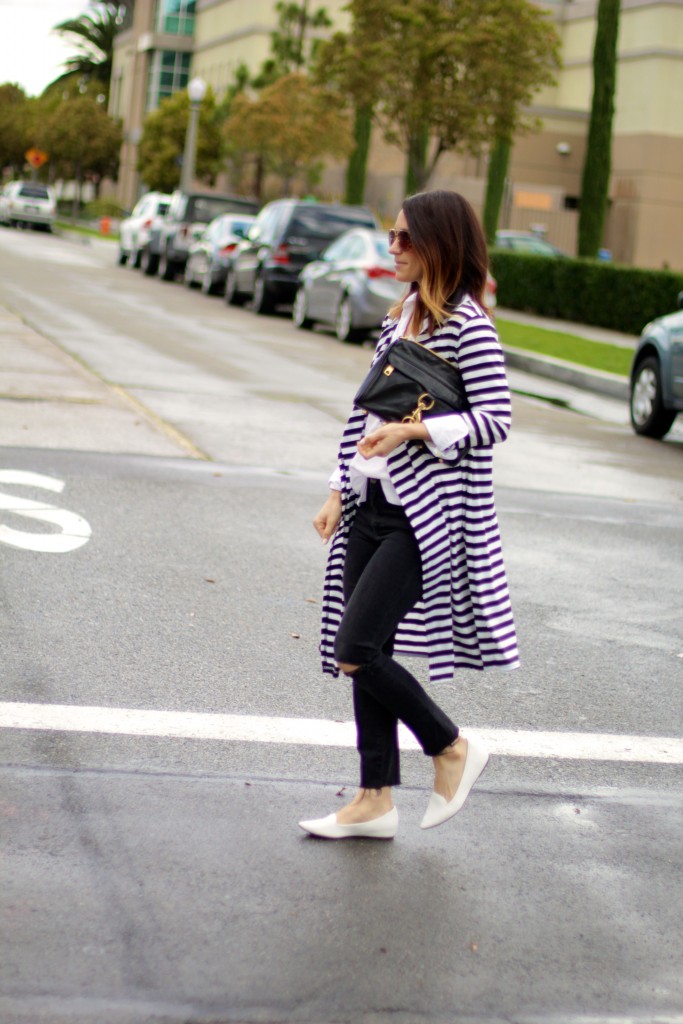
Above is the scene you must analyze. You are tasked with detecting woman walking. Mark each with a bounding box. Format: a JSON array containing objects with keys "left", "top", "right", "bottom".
[{"left": 300, "top": 190, "right": 519, "bottom": 840}]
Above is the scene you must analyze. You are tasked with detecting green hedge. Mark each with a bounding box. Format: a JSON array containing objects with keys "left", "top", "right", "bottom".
[{"left": 489, "top": 251, "right": 683, "bottom": 336}]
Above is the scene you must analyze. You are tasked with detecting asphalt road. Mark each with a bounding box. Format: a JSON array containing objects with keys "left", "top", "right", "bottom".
[{"left": 0, "top": 226, "right": 682, "bottom": 1024}]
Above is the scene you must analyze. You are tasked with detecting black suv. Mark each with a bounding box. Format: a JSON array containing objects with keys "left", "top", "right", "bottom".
[
  {"left": 157, "top": 190, "right": 259, "bottom": 281},
  {"left": 225, "top": 199, "right": 378, "bottom": 314}
]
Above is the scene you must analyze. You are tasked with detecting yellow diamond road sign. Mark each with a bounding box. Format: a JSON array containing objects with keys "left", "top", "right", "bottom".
[{"left": 25, "top": 148, "right": 49, "bottom": 169}]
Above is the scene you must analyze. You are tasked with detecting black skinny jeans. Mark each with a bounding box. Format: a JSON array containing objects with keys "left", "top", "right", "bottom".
[{"left": 334, "top": 479, "right": 459, "bottom": 788}]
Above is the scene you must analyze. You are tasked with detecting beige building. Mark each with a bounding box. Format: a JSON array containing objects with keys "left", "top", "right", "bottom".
[{"left": 110, "top": 0, "right": 683, "bottom": 269}]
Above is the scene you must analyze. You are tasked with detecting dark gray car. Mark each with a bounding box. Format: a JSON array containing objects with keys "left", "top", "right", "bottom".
[
  {"left": 225, "top": 200, "right": 378, "bottom": 315},
  {"left": 630, "top": 292, "right": 683, "bottom": 438}
]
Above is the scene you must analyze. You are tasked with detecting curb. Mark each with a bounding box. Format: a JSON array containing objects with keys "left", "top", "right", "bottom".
[{"left": 502, "top": 344, "right": 630, "bottom": 402}]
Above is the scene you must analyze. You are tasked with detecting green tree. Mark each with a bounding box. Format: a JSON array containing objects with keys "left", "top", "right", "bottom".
[
  {"left": 224, "top": 73, "right": 352, "bottom": 200},
  {"left": 50, "top": 1, "right": 133, "bottom": 100},
  {"left": 40, "top": 94, "right": 122, "bottom": 214},
  {"left": 316, "top": 0, "right": 560, "bottom": 196},
  {"left": 137, "top": 89, "right": 225, "bottom": 193},
  {"left": 482, "top": 135, "right": 512, "bottom": 246},
  {"left": 0, "top": 84, "right": 32, "bottom": 175},
  {"left": 345, "top": 104, "right": 373, "bottom": 204},
  {"left": 253, "top": 0, "right": 332, "bottom": 88},
  {"left": 578, "top": 0, "right": 621, "bottom": 258}
]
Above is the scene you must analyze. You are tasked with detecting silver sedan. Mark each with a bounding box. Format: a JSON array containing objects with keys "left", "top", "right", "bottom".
[{"left": 292, "top": 228, "right": 403, "bottom": 343}]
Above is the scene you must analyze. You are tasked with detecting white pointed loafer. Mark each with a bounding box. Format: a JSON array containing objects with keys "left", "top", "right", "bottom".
[
  {"left": 298, "top": 806, "right": 398, "bottom": 840},
  {"left": 421, "top": 736, "right": 489, "bottom": 829}
]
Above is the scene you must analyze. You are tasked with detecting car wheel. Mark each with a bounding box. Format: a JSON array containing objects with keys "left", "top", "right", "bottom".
[
  {"left": 130, "top": 247, "right": 142, "bottom": 269},
  {"left": 118, "top": 249, "right": 128, "bottom": 266},
  {"left": 159, "top": 249, "right": 177, "bottom": 281},
  {"left": 225, "top": 267, "right": 246, "bottom": 306},
  {"left": 630, "top": 355, "right": 677, "bottom": 438},
  {"left": 184, "top": 262, "right": 197, "bottom": 288},
  {"left": 335, "top": 295, "right": 364, "bottom": 343},
  {"left": 252, "top": 272, "right": 276, "bottom": 315},
  {"left": 201, "top": 268, "right": 216, "bottom": 295},
  {"left": 140, "top": 248, "right": 159, "bottom": 276},
  {"left": 292, "top": 287, "right": 313, "bottom": 329}
]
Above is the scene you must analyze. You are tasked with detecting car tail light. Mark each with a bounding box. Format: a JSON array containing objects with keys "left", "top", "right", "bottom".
[
  {"left": 179, "top": 225, "right": 189, "bottom": 240},
  {"left": 366, "top": 266, "right": 396, "bottom": 279},
  {"left": 143, "top": 218, "right": 153, "bottom": 228},
  {"left": 272, "top": 244, "right": 290, "bottom": 265},
  {"left": 219, "top": 243, "right": 237, "bottom": 255}
]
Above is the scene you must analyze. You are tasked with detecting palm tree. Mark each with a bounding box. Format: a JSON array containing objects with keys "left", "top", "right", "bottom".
[{"left": 48, "top": 1, "right": 133, "bottom": 99}]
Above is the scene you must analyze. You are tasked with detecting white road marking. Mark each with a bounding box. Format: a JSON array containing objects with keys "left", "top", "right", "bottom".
[
  {"left": 0, "top": 470, "right": 91, "bottom": 552},
  {"left": 1, "top": 701, "right": 682, "bottom": 764}
]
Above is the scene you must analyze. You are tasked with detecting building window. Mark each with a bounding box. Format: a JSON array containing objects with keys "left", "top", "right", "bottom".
[
  {"left": 146, "top": 50, "right": 192, "bottom": 110},
  {"left": 155, "top": 0, "right": 196, "bottom": 37}
]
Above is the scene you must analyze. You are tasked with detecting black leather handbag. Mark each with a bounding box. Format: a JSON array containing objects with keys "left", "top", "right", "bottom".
[{"left": 354, "top": 338, "right": 469, "bottom": 424}]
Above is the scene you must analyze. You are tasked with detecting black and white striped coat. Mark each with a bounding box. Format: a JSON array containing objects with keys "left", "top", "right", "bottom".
[{"left": 320, "top": 295, "right": 520, "bottom": 684}]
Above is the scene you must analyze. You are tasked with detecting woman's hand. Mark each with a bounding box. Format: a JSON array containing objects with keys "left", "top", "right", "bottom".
[
  {"left": 357, "top": 421, "right": 428, "bottom": 459},
  {"left": 313, "top": 491, "right": 343, "bottom": 544}
]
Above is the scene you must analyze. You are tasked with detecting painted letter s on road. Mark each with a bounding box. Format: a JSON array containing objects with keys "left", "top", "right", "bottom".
[{"left": 0, "top": 470, "right": 92, "bottom": 553}]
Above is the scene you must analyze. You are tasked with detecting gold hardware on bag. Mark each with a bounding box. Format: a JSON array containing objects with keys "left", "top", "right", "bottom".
[
  {"left": 402, "top": 392, "right": 435, "bottom": 424},
  {"left": 383, "top": 366, "right": 394, "bottom": 376}
]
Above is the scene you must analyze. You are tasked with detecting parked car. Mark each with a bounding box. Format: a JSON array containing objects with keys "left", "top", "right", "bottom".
[
  {"left": 629, "top": 292, "right": 683, "bottom": 438},
  {"left": 184, "top": 213, "right": 256, "bottom": 295},
  {"left": 118, "top": 191, "right": 171, "bottom": 268},
  {"left": 495, "top": 230, "right": 568, "bottom": 257},
  {"left": 292, "top": 228, "right": 403, "bottom": 342},
  {"left": 225, "top": 199, "right": 379, "bottom": 315},
  {"left": 294, "top": 228, "right": 499, "bottom": 343},
  {"left": 156, "top": 190, "right": 259, "bottom": 281},
  {"left": 0, "top": 181, "right": 56, "bottom": 231}
]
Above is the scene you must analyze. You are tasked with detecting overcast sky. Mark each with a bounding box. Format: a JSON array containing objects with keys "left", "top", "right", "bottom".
[{"left": 0, "top": 0, "right": 91, "bottom": 96}]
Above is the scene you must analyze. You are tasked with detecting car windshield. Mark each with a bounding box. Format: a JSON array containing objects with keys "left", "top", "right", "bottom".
[
  {"left": 287, "top": 208, "right": 377, "bottom": 246},
  {"left": 18, "top": 185, "right": 49, "bottom": 199},
  {"left": 373, "top": 236, "right": 392, "bottom": 259},
  {"left": 158, "top": 202, "right": 169, "bottom": 215},
  {"left": 187, "top": 196, "right": 257, "bottom": 224},
  {"left": 222, "top": 218, "right": 252, "bottom": 240}
]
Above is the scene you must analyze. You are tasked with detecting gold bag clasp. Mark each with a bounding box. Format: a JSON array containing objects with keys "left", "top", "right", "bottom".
[{"left": 402, "top": 392, "right": 436, "bottom": 424}]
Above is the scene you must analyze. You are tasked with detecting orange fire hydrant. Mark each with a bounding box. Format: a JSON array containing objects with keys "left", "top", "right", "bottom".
[{"left": 99, "top": 216, "right": 111, "bottom": 235}]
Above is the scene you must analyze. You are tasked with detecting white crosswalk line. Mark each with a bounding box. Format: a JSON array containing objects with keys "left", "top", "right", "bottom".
[{"left": 1, "top": 701, "right": 682, "bottom": 764}]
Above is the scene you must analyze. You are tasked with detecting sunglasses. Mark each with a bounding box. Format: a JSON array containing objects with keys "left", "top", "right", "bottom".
[{"left": 388, "top": 228, "right": 412, "bottom": 252}]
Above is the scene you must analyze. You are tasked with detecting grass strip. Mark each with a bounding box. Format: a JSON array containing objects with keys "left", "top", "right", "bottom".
[
  {"left": 56, "top": 221, "right": 119, "bottom": 241},
  {"left": 496, "top": 318, "right": 632, "bottom": 377}
]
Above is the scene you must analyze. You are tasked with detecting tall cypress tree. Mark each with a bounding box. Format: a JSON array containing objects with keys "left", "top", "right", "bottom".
[
  {"left": 345, "top": 104, "right": 372, "bottom": 204},
  {"left": 578, "top": 0, "right": 621, "bottom": 258},
  {"left": 483, "top": 135, "right": 512, "bottom": 246}
]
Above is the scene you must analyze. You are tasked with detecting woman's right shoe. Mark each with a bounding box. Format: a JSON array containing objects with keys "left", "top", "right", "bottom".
[
  {"left": 298, "top": 806, "right": 398, "bottom": 839},
  {"left": 421, "top": 736, "right": 489, "bottom": 829}
]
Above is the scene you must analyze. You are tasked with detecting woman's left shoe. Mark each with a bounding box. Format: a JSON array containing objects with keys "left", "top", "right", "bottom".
[
  {"left": 298, "top": 806, "right": 398, "bottom": 840},
  {"left": 420, "top": 736, "right": 489, "bottom": 829}
]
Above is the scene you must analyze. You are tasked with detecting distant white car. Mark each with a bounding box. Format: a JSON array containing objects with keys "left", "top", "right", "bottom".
[
  {"left": 118, "top": 191, "right": 171, "bottom": 269},
  {"left": 0, "top": 181, "right": 56, "bottom": 231}
]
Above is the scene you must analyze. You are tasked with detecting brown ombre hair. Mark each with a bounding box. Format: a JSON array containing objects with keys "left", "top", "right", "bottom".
[{"left": 388, "top": 190, "right": 490, "bottom": 336}]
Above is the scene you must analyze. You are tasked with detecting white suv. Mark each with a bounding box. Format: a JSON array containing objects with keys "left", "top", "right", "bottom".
[
  {"left": 0, "top": 181, "right": 56, "bottom": 231},
  {"left": 118, "top": 191, "right": 171, "bottom": 269}
]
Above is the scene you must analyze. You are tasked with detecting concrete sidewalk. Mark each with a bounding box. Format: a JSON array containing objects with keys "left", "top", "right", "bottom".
[
  {"left": 496, "top": 305, "right": 633, "bottom": 402},
  {"left": 0, "top": 304, "right": 194, "bottom": 458}
]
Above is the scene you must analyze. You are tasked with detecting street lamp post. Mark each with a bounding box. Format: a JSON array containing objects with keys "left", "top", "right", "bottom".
[{"left": 180, "top": 77, "right": 207, "bottom": 192}]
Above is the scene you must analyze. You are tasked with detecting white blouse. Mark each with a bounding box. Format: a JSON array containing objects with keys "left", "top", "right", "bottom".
[{"left": 329, "top": 294, "right": 469, "bottom": 505}]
